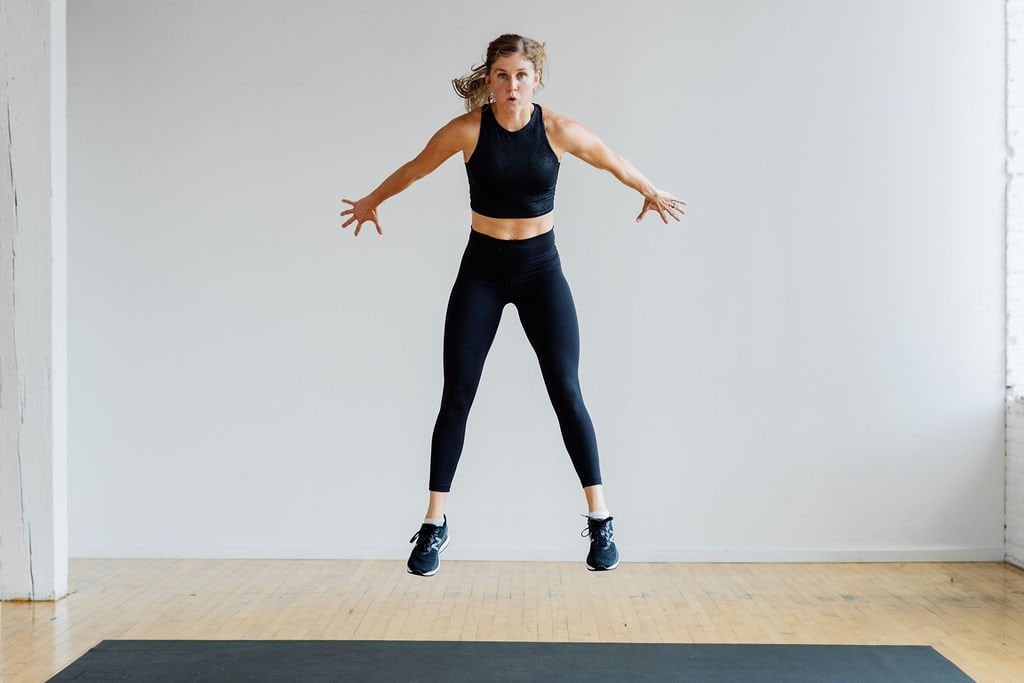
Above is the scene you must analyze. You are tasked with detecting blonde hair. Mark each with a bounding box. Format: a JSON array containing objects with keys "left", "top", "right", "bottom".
[{"left": 452, "top": 34, "right": 548, "bottom": 112}]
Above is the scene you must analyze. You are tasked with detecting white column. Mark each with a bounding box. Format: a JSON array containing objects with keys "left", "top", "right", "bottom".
[
  {"left": 0, "top": 0, "right": 68, "bottom": 601},
  {"left": 1007, "top": 0, "right": 1024, "bottom": 570}
]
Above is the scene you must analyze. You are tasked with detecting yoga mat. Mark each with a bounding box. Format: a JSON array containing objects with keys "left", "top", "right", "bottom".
[{"left": 47, "top": 640, "right": 973, "bottom": 682}]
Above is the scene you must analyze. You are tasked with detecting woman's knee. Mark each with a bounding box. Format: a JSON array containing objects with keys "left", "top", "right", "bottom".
[
  {"left": 544, "top": 373, "right": 587, "bottom": 410},
  {"left": 437, "top": 384, "right": 479, "bottom": 419}
]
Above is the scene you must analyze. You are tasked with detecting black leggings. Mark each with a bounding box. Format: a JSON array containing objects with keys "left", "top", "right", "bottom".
[{"left": 429, "top": 227, "right": 602, "bottom": 493}]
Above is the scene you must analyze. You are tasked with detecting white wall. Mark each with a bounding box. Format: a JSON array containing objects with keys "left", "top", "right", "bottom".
[{"left": 68, "top": 0, "right": 1006, "bottom": 561}]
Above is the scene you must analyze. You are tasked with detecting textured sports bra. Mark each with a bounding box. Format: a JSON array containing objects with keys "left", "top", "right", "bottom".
[{"left": 465, "top": 103, "right": 560, "bottom": 219}]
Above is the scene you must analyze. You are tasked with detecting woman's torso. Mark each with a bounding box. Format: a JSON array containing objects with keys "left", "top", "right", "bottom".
[{"left": 463, "top": 103, "right": 565, "bottom": 241}]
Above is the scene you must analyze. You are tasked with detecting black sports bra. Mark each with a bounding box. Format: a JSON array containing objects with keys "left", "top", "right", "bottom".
[{"left": 465, "top": 104, "right": 560, "bottom": 219}]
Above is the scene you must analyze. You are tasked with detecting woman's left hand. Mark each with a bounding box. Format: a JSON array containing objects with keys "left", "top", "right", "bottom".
[{"left": 637, "top": 190, "right": 686, "bottom": 223}]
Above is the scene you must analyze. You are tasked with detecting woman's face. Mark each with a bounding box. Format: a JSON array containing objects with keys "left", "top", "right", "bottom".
[{"left": 485, "top": 54, "right": 541, "bottom": 107}]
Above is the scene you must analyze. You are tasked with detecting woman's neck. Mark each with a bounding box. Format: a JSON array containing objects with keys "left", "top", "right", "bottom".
[{"left": 490, "top": 102, "right": 535, "bottom": 133}]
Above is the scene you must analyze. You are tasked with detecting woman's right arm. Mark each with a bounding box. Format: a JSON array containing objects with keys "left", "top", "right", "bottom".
[{"left": 340, "top": 114, "right": 472, "bottom": 236}]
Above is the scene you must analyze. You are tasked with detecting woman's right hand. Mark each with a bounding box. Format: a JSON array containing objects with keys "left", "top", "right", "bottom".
[{"left": 340, "top": 196, "right": 382, "bottom": 236}]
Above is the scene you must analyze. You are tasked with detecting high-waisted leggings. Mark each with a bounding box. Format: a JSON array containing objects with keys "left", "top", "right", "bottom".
[{"left": 429, "top": 227, "right": 602, "bottom": 493}]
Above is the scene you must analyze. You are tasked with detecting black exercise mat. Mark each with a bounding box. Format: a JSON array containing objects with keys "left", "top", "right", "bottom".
[{"left": 47, "top": 640, "right": 973, "bottom": 682}]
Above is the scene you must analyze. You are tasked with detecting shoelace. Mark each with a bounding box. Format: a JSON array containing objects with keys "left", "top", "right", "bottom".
[
  {"left": 580, "top": 517, "right": 614, "bottom": 547},
  {"left": 409, "top": 525, "right": 445, "bottom": 552}
]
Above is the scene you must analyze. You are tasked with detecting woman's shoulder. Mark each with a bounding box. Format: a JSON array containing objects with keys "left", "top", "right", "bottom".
[
  {"left": 537, "top": 105, "right": 582, "bottom": 138},
  {"left": 443, "top": 107, "right": 483, "bottom": 132},
  {"left": 427, "top": 108, "right": 484, "bottom": 156},
  {"left": 433, "top": 108, "right": 481, "bottom": 139}
]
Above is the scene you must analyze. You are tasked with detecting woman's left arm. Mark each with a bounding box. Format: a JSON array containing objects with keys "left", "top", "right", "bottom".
[{"left": 554, "top": 116, "right": 686, "bottom": 223}]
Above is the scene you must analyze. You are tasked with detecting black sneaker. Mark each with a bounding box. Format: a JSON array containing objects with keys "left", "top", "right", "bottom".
[
  {"left": 407, "top": 515, "right": 449, "bottom": 577},
  {"left": 581, "top": 515, "right": 619, "bottom": 571}
]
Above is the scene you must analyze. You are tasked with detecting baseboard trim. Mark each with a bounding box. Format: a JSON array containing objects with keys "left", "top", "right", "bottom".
[{"left": 70, "top": 545, "right": 1007, "bottom": 563}]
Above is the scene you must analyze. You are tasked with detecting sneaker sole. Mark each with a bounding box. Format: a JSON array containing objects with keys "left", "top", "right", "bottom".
[
  {"left": 407, "top": 535, "right": 450, "bottom": 577},
  {"left": 586, "top": 558, "right": 619, "bottom": 571}
]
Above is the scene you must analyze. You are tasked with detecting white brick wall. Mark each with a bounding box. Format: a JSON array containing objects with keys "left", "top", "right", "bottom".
[
  {"left": 1007, "top": 0, "right": 1024, "bottom": 569},
  {"left": 1005, "top": 435, "right": 1022, "bottom": 565}
]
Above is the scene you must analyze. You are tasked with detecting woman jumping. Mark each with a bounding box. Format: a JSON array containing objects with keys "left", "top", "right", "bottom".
[{"left": 340, "top": 33, "right": 685, "bottom": 577}]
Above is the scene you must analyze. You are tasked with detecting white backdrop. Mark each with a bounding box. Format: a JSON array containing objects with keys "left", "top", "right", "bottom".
[{"left": 68, "top": 0, "right": 1006, "bottom": 560}]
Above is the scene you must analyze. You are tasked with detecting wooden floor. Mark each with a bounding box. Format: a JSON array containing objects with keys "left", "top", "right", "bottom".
[{"left": 2, "top": 559, "right": 1023, "bottom": 681}]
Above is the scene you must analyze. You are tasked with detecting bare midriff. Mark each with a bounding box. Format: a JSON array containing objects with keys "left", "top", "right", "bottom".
[{"left": 471, "top": 210, "right": 555, "bottom": 241}]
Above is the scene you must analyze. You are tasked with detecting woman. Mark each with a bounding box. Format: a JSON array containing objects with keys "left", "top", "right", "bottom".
[{"left": 340, "top": 34, "right": 685, "bottom": 577}]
